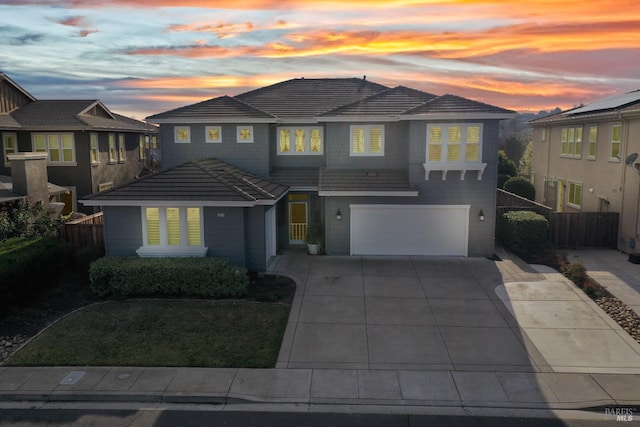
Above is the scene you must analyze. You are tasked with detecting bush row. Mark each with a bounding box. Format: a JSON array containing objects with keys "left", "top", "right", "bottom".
[
  {"left": 89, "top": 256, "right": 249, "bottom": 299},
  {"left": 497, "top": 210, "right": 551, "bottom": 263},
  {"left": 0, "top": 237, "right": 73, "bottom": 312}
]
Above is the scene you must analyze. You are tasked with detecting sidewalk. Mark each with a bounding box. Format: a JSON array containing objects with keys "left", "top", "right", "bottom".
[{"left": 1, "top": 249, "right": 640, "bottom": 413}]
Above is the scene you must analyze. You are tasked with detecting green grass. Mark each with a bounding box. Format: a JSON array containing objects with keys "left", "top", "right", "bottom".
[{"left": 6, "top": 299, "right": 291, "bottom": 368}]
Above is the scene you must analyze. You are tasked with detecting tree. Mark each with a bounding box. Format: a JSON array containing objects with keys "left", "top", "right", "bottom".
[
  {"left": 0, "top": 199, "right": 60, "bottom": 240},
  {"left": 498, "top": 150, "right": 517, "bottom": 188},
  {"left": 503, "top": 176, "right": 536, "bottom": 200},
  {"left": 519, "top": 141, "right": 533, "bottom": 176}
]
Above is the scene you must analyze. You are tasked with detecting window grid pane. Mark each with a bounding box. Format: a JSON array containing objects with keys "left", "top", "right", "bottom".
[
  {"left": 166, "top": 208, "right": 181, "bottom": 245},
  {"left": 279, "top": 129, "right": 290, "bottom": 152},
  {"left": 295, "top": 129, "right": 305, "bottom": 152},
  {"left": 310, "top": 129, "right": 322, "bottom": 152},
  {"left": 146, "top": 208, "right": 160, "bottom": 245},
  {"left": 118, "top": 135, "right": 126, "bottom": 161},
  {"left": 187, "top": 208, "right": 201, "bottom": 246},
  {"left": 352, "top": 128, "right": 365, "bottom": 153},
  {"left": 370, "top": 128, "right": 382, "bottom": 153}
]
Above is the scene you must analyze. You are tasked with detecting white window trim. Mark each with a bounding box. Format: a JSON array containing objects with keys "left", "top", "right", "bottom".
[
  {"left": 560, "top": 126, "right": 583, "bottom": 159},
  {"left": 609, "top": 123, "right": 622, "bottom": 162},
  {"left": 567, "top": 180, "right": 583, "bottom": 210},
  {"left": 137, "top": 206, "right": 207, "bottom": 257},
  {"left": 205, "top": 126, "right": 222, "bottom": 143},
  {"left": 424, "top": 123, "right": 486, "bottom": 180},
  {"left": 277, "top": 126, "right": 323, "bottom": 155},
  {"left": 90, "top": 133, "right": 99, "bottom": 165},
  {"left": 31, "top": 132, "right": 77, "bottom": 166},
  {"left": 586, "top": 124, "right": 597, "bottom": 161},
  {"left": 2, "top": 132, "right": 18, "bottom": 166},
  {"left": 237, "top": 126, "right": 254, "bottom": 143},
  {"left": 350, "top": 125, "right": 384, "bottom": 157},
  {"left": 174, "top": 126, "right": 191, "bottom": 144}
]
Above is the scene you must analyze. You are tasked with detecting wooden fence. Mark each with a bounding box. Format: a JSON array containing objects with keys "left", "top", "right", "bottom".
[
  {"left": 63, "top": 212, "right": 104, "bottom": 250},
  {"left": 496, "top": 189, "right": 619, "bottom": 249}
]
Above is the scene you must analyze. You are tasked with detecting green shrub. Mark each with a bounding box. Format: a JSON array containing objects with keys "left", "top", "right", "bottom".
[
  {"left": 497, "top": 210, "right": 550, "bottom": 262},
  {"left": 560, "top": 261, "right": 587, "bottom": 288},
  {"left": 0, "top": 200, "right": 61, "bottom": 240},
  {"left": 0, "top": 238, "right": 73, "bottom": 311},
  {"left": 503, "top": 176, "right": 536, "bottom": 200},
  {"left": 89, "top": 257, "right": 249, "bottom": 299}
]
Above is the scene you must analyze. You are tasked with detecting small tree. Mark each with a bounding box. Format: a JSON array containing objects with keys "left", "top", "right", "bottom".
[
  {"left": 0, "top": 199, "right": 60, "bottom": 240},
  {"left": 503, "top": 176, "right": 536, "bottom": 200},
  {"left": 498, "top": 150, "right": 517, "bottom": 188},
  {"left": 519, "top": 141, "right": 533, "bottom": 176}
]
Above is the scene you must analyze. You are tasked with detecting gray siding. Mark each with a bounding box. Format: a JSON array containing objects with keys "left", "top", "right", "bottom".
[
  {"left": 269, "top": 124, "right": 326, "bottom": 169},
  {"left": 245, "top": 206, "right": 267, "bottom": 271},
  {"left": 160, "top": 123, "right": 270, "bottom": 176},
  {"left": 103, "top": 206, "right": 143, "bottom": 256},
  {"left": 325, "top": 122, "right": 408, "bottom": 169},
  {"left": 203, "top": 207, "right": 246, "bottom": 267}
]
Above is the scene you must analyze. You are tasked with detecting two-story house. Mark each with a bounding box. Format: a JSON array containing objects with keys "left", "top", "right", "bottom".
[
  {"left": 530, "top": 90, "right": 640, "bottom": 253},
  {"left": 0, "top": 72, "right": 159, "bottom": 215},
  {"left": 82, "top": 78, "right": 514, "bottom": 271}
]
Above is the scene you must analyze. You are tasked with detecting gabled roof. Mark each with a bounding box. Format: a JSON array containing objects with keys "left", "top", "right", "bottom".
[
  {"left": 404, "top": 94, "right": 515, "bottom": 117},
  {"left": 147, "top": 95, "right": 276, "bottom": 123},
  {"left": 531, "top": 89, "right": 640, "bottom": 125},
  {"left": 81, "top": 158, "right": 288, "bottom": 207},
  {"left": 235, "top": 78, "right": 389, "bottom": 118},
  {"left": 9, "top": 100, "right": 157, "bottom": 132},
  {"left": 0, "top": 113, "right": 22, "bottom": 129},
  {"left": 0, "top": 72, "right": 36, "bottom": 114},
  {"left": 320, "top": 86, "right": 437, "bottom": 118}
]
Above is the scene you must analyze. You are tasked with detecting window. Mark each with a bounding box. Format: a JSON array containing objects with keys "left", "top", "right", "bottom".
[
  {"left": 174, "top": 126, "right": 191, "bottom": 143},
  {"left": 560, "top": 126, "right": 582, "bottom": 158},
  {"left": 98, "top": 182, "right": 113, "bottom": 192},
  {"left": 426, "top": 124, "right": 482, "bottom": 163},
  {"left": 568, "top": 181, "right": 583, "bottom": 209},
  {"left": 151, "top": 135, "right": 158, "bottom": 149},
  {"left": 32, "top": 133, "right": 75, "bottom": 164},
  {"left": 237, "top": 126, "right": 253, "bottom": 143},
  {"left": 118, "top": 134, "right": 126, "bottom": 162},
  {"left": 138, "top": 206, "right": 205, "bottom": 256},
  {"left": 540, "top": 128, "right": 546, "bottom": 142},
  {"left": 108, "top": 134, "right": 116, "bottom": 163},
  {"left": 2, "top": 132, "right": 17, "bottom": 165},
  {"left": 610, "top": 124, "right": 622, "bottom": 160},
  {"left": 350, "top": 125, "right": 384, "bottom": 156},
  {"left": 277, "top": 127, "right": 323, "bottom": 155},
  {"left": 205, "top": 126, "right": 222, "bottom": 143},
  {"left": 138, "top": 135, "right": 146, "bottom": 161},
  {"left": 587, "top": 125, "right": 597, "bottom": 160},
  {"left": 90, "top": 133, "right": 99, "bottom": 164}
]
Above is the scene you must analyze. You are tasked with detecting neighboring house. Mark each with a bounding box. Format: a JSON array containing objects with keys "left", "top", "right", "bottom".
[
  {"left": 82, "top": 78, "right": 514, "bottom": 271},
  {"left": 530, "top": 90, "right": 640, "bottom": 253},
  {"left": 0, "top": 72, "right": 159, "bottom": 215}
]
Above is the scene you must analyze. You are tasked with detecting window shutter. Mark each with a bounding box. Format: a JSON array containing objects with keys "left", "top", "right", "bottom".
[
  {"left": 166, "top": 208, "right": 181, "bottom": 245},
  {"left": 146, "top": 208, "right": 160, "bottom": 245},
  {"left": 428, "top": 126, "right": 442, "bottom": 161},
  {"left": 310, "top": 129, "right": 322, "bottom": 152},
  {"left": 279, "top": 129, "right": 290, "bottom": 152},
  {"left": 447, "top": 127, "right": 461, "bottom": 161},
  {"left": 187, "top": 208, "right": 201, "bottom": 246},
  {"left": 352, "top": 128, "right": 365, "bottom": 153},
  {"left": 295, "top": 129, "right": 305, "bottom": 152},
  {"left": 370, "top": 128, "right": 382, "bottom": 153}
]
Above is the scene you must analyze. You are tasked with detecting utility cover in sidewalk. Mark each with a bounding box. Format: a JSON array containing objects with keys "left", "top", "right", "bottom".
[{"left": 60, "top": 371, "right": 86, "bottom": 385}]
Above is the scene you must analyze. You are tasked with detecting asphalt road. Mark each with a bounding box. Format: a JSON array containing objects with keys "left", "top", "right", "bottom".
[{"left": 0, "top": 408, "right": 623, "bottom": 427}]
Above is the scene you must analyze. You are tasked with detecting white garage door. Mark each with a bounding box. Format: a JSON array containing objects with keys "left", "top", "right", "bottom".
[{"left": 350, "top": 204, "right": 469, "bottom": 256}]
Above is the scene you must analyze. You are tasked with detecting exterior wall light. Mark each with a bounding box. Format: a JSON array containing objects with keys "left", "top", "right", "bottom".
[
  {"left": 336, "top": 209, "right": 342, "bottom": 220},
  {"left": 478, "top": 209, "right": 485, "bottom": 221}
]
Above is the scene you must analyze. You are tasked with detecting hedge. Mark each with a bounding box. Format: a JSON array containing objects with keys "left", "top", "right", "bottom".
[
  {"left": 503, "top": 176, "right": 536, "bottom": 200},
  {"left": 89, "top": 257, "right": 249, "bottom": 299},
  {"left": 497, "top": 210, "right": 550, "bottom": 262},
  {"left": 0, "top": 237, "right": 73, "bottom": 312}
]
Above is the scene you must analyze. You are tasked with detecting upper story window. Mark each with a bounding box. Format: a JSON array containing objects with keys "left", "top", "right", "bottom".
[
  {"left": 610, "top": 124, "right": 622, "bottom": 161},
  {"left": 427, "top": 124, "right": 482, "bottom": 163},
  {"left": 2, "top": 132, "right": 17, "bottom": 166},
  {"left": 138, "top": 206, "right": 206, "bottom": 257},
  {"left": 540, "top": 127, "right": 546, "bottom": 142},
  {"left": 350, "top": 125, "right": 384, "bottom": 156},
  {"left": 108, "top": 134, "right": 117, "bottom": 163},
  {"left": 174, "top": 126, "right": 191, "bottom": 143},
  {"left": 118, "top": 134, "right": 126, "bottom": 162},
  {"left": 139, "top": 135, "right": 146, "bottom": 161},
  {"left": 90, "top": 133, "right": 99, "bottom": 165},
  {"left": 237, "top": 126, "right": 253, "bottom": 143},
  {"left": 560, "top": 126, "right": 582, "bottom": 158},
  {"left": 278, "top": 127, "right": 323, "bottom": 155},
  {"left": 587, "top": 125, "right": 597, "bottom": 160},
  {"left": 206, "top": 126, "right": 222, "bottom": 143},
  {"left": 32, "top": 133, "right": 75, "bottom": 165}
]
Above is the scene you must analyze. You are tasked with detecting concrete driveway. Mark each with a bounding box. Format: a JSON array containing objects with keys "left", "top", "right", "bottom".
[{"left": 270, "top": 250, "right": 640, "bottom": 374}]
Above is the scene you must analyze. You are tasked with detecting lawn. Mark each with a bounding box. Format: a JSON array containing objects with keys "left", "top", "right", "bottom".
[{"left": 6, "top": 297, "right": 292, "bottom": 368}]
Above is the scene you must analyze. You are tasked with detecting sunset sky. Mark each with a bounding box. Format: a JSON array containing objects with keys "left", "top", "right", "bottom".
[{"left": 1, "top": 0, "right": 639, "bottom": 120}]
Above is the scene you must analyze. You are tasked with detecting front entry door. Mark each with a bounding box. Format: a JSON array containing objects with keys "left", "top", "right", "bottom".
[{"left": 289, "top": 202, "right": 308, "bottom": 244}]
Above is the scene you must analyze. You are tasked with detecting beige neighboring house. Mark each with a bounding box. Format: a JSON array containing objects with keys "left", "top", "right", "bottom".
[{"left": 530, "top": 90, "right": 640, "bottom": 253}]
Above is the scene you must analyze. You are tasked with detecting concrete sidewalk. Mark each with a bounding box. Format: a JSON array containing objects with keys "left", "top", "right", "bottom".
[{"left": 1, "top": 365, "right": 639, "bottom": 410}]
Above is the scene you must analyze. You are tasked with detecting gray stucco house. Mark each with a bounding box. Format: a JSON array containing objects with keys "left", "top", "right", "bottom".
[
  {"left": 1, "top": 72, "right": 158, "bottom": 214},
  {"left": 82, "top": 78, "right": 514, "bottom": 271}
]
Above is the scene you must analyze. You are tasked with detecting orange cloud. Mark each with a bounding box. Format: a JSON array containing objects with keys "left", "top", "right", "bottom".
[
  {"left": 58, "top": 15, "right": 89, "bottom": 27},
  {"left": 167, "top": 21, "right": 256, "bottom": 39}
]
